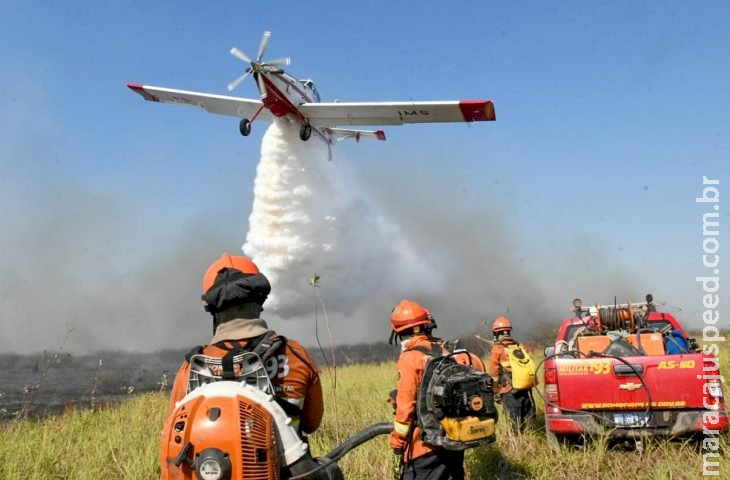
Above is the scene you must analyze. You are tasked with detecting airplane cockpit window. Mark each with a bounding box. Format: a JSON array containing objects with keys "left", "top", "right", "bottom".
[{"left": 300, "top": 78, "right": 321, "bottom": 102}]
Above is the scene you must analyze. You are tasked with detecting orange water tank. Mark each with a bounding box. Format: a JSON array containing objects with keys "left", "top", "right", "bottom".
[
  {"left": 576, "top": 336, "right": 611, "bottom": 356},
  {"left": 628, "top": 333, "right": 666, "bottom": 356}
]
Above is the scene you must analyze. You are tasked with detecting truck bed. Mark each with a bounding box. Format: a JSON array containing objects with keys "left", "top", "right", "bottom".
[{"left": 544, "top": 352, "right": 728, "bottom": 437}]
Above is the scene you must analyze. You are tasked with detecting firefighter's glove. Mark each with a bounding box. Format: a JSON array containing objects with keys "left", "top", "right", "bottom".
[
  {"left": 391, "top": 449, "right": 404, "bottom": 480},
  {"left": 387, "top": 389, "right": 398, "bottom": 413}
]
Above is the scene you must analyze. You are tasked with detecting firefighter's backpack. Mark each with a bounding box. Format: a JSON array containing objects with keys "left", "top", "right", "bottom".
[
  {"left": 413, "top": 343, "right": 497, "bottom": 451},
  {"left": 185, "top": 331, "right": 287, "bottom": 394},
  {"left": 504, "top": 343, "right": 537, "bottom": 390}
]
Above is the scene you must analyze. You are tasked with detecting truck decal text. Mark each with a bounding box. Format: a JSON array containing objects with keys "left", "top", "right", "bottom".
[
  {"left": 580, "top": 401, "right": 686, "bottom": 409},
  {"left": 558, "top": 361, "right": 611, "bottom": 375},
  {"left": 657, "top": 360, "right": 695, "bottom": 369}
]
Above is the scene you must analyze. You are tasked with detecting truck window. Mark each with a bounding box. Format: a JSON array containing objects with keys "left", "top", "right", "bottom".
[
  {"left": 646, "top": 319, "right": 671, "bottom": 331},
  {"left": 564, "top": 324, "right": 585, "bottom": 343}
]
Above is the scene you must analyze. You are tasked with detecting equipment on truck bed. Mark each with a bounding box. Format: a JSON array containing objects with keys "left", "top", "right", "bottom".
[{"left": 559, "top": 294, "right": 698, "bottom": 356}]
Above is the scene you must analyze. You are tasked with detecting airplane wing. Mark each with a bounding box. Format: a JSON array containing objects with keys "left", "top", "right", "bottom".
[
  {"left": 299, "top": 100, "right": 495, "bottom": 127},
  {"left": 127, "top": 84, "right": 274, "bottom": 121}
]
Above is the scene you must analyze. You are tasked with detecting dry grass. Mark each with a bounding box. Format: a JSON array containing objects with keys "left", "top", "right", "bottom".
[
  {"left": 1, "top": 344, "right": 729, "bottom": 479},
  {"left": 0, "top": 393, "right": 165, "bottom": 479}
]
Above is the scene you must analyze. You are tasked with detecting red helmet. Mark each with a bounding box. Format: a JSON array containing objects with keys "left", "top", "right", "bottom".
[
  {"left": 390, "top": 300, "right": 433, "bottom": 333},
  {"left": 492, "top": 316, "right": 512, "bottom": 334},
  {"left": 203, "top": 253, "right": 260, "bottom": 294}
]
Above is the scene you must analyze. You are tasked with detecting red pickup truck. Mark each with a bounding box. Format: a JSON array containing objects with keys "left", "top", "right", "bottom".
[{"left": 542, "top": 298, "right": 728, "bottom": 444}]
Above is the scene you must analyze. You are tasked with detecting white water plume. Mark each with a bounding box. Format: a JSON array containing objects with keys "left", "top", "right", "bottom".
[
  {"left": 242, "top": 119, "right": 436, "bottom": 321},
  {"left": 239, "top": 120, "right": 645, "bottom": 345}
]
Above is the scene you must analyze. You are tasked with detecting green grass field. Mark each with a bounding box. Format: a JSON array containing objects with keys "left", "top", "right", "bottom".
[{"left": 1, "top": 346, "right": 729, "bottom": 479}]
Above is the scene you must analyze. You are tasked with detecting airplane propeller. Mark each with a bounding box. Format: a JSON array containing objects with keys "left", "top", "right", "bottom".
[
  {"left": 226, "top": 68, "right": 251, "bottom": 92},
  {"left": 230, "top": 47, "right": 252, "bottom": 64},
  {"left": 257, "top": 31, "right": 271, "bottom": 62},
  {"left": 256, "top": 74, "right": 268, "bottom": 98},
  {"left": 227, "top": 31, "right": 291, "bottom": 98}
]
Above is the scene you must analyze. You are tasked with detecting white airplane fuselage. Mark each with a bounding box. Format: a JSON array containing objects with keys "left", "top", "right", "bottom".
[{"left": 255, "top": 71, "right": 333, "bottom": 144}]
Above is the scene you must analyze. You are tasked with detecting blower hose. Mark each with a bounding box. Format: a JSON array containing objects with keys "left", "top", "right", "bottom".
[
  {"left": 287, "top": 422, "right": 393, "bottom": 480},
  {"left": 324, "top": 422, "right": 393, "bottom": 463}
]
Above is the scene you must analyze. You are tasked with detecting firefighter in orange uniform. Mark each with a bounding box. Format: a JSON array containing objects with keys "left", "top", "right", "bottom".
[
  {"left": 489, "top": 316, "right": 535, "bottom": 432},
  {"left": 389, "top": 299, "right": 485, "bottom": 480},
  {"left": 165, "top": 253, "right": 338, "bottom": 478}
]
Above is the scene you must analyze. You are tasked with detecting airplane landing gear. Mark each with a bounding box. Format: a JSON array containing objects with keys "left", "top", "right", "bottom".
[
  {"left": 240, "top": 118, "right": 252, "bottom": 136},
  {"left": 299, "top": 123, "right": 312, "bottom": 141}
]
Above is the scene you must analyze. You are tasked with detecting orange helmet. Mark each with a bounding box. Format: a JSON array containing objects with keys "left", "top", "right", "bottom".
[
  {"left": 492, "top": 316, "right": 512, "bottom": 334},
  {"left": 390, "top": 300, "right": 433, "bottom": 333},
  {"left": 203, "top": 253, "right": 260, "bottom": 294}
]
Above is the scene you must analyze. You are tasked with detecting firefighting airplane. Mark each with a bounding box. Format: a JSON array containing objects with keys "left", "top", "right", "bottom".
[{"left": 128, "top": 31, "right": 495, "bottom": 152}]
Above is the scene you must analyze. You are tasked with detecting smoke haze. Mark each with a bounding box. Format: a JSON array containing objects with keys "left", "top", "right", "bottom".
[
  {"left": 0, "top": 119, "right": 665, "bottom": 354},
  {"left": 239, "top": 119, "right": 647, "bottom": 345}
]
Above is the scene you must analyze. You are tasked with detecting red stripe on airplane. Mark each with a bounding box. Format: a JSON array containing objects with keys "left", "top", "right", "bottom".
[
  {"left": 127, "top": 83, "right": 159, "bottom": 102},
  {"left": 259, "top": 76, "right": 307, "bottom": 122},
  {"left": 458, "top": 100, "right": 496, "bottom": 122}
]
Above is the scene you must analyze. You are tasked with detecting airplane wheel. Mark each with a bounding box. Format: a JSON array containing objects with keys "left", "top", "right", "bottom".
[
  {"left": 299, "top": 123, "right": 312, "bottom": 141},
  {"left": 240, "top": 118, "right": 252, "bottom": 136}
]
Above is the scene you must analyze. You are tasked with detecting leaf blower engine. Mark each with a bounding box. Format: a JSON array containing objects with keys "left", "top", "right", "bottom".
[
  {"left": 416, "top": 351, "right": 498, "bottom": 450},
  {"left": 161, "top": 351, "right": 389, "bottom": 480}
]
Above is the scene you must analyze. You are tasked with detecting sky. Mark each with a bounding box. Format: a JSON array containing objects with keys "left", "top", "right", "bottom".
[{"left": 1, "top": 1, "right": 728, "bottom": 353}]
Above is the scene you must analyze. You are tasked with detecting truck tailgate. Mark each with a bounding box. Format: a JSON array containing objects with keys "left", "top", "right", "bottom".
[{"left": 553, "top": 354, "right": 707, "bottom": 411}]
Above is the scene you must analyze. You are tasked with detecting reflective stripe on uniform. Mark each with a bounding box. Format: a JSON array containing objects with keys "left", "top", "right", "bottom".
[
  {"left": 393, "top": 421, "right": 410, "bottom": 437},
  {"left": 278, "top": 396, "right": 305, "bottom": 409}
]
